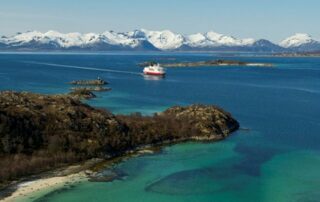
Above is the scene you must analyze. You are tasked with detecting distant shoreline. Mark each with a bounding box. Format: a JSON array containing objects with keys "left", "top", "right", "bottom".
[
  {"left": 272, "top": 53, "right": 320, "bottom": 57},
  {"left": 140, "top": 60, "right": 274, "bottom": 68}
]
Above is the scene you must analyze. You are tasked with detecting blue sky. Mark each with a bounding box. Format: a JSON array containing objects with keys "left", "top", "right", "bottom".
[{"left": 1, "top": 0, "right": 319, "bottom": 42}]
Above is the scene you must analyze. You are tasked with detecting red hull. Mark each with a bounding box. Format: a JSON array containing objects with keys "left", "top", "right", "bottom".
[{"left": 144, "top": 72, "right": 165, "bottom": 76}]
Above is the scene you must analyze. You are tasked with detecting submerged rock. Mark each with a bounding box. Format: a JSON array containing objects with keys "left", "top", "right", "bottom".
[{"left": 88, "top": 169, "right": 127, "bottom": 182}]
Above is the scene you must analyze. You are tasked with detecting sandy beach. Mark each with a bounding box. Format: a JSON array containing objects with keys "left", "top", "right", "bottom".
[
  {"left": 0, "top": 158, "right": 105, "bottom": 201},
  {"left": 1, "top": 172, "right": 87, "bottom": 202},
  {"left": 0, "top": 152, "right": 156, "bottom": 202}
]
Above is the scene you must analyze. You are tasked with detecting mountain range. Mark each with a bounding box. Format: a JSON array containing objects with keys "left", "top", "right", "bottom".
[{"left": 1, "top": 29, "right": 320, "bottom": 52}]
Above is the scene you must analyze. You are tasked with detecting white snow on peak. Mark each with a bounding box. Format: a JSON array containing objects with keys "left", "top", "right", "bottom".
[
  {"left": 3, "top": 30, "right": 140, "bottom": 48},
  {"left": 3, "top": 30, "right": 86, "bottom": 47},
  {"left": 102, "top": 31, "right": 140, "bottom": 47},
  {"left": 185, "top": 33, "right": 208, "bottom": 47},
  {"left": 3, "top": 29, "right": 318, "bottom": 50},
  {"left": 44, "top": 30, "right": 65, "bottom": 37},
  {"left": 280, "top": 33, "right": 314, "bottom": 48},
  {"left": 9, "top": 31, "right": 43, "bottom": 44},
  {"left": 132, "top": 29, "right": 184, "bottom": 50},
  {"left": 206, "top": 31, "right": 255, "bottom": 46},
  {"left": 185, "top": 31, "right": 255, "bottom": 47},
  {"left": 2, "top": 29, "right": 256, "bottom": 49},
  {"left": 81, "top": 33, "right": 100, "bottom": 44},
  {"left": 127, "top": 29, "right": 147, "bottom": 38},
  {"left": 241, "top": 38, "right": 256, "bottom": 45},
  {"left": 44, "top": 31, "right": 84, "bottom": 47}
]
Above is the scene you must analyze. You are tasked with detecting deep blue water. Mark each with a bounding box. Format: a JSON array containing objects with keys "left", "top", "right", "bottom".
[{"left": 1, "top": 52, "right": 320, "bottom": 202}]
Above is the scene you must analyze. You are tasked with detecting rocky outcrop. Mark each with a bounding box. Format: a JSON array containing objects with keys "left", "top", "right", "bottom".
[
  {"left": 69, "top": 87, "right": 111, "bottom": 100},
  {"left": 69, "top": 78, "right": 108, "bottom": 85},
  {"left": 68, "top": 89, "right": 97, "bottom": 100},
  {"left": 68, "top": 78, "right": 111, "bottom": 100},
  {"left": 70, "top": 86, "right": 111, "bottom": 92},
  {"left": 162, "top": 105, "right": 239, "bottom": 139},
  {"left": 0, "top": 91, "right": 239, "bottom": 184}
]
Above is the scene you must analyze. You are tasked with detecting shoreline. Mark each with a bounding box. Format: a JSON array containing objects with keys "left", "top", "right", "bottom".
[
  {"left": 1, "top": 172, "right": 87, "bottom": 202},
  {"left": 0, "top": 92, "right": 239, "bottom": 201},
  {"left": 0, "top": 137, "right": 228, "bottom": 202},
  {"left": 0, "top": 158, "right": 105, "bottom": 202},
  {"left": 0, "top": 146, "right": 160, "bottom": 202},
  {"left": 139, "top": 60, "right": 274, "bottom": 68}
]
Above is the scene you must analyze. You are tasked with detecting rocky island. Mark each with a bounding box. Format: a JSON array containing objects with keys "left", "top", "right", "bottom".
[
  {"left": 69, "top": 87, "right": 111, "bottom": 99},
  {"left": 0, "top": 91, "right": 239, "bottom": 199},
  {"left": 69, "top": 78, "right": 108, "bottom": 85},
  {"left": 68, "top": 78, "right": 111, "bottom": 100},
  {"left": 139, "top": 60, "right": 273, "bottom": 68}
]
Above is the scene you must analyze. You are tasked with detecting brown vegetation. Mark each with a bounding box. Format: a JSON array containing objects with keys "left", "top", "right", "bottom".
[
  {"left": 68, "top": 88, "right": 97, "bottom": 99},
  {"left": 0, "top": 91, "right": 239, "bottom": 187}
]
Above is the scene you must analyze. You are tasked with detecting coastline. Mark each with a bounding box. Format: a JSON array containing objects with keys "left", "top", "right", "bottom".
[
  {"left": 0, "top": 137, "right": 228, "bottom": 202},
  {"left": 0, "top": 92, "right": 239, "bottom": 201},
  {"left": 0, "top": 146, "right": 159, "bottom": 202},
  {"left": 0, "top": 158, "right": 105, "bottom": 202},
  {"left": 1, "top": 172, "right": 87, "bottom": 202},
  {"left": 139, "top": 60, "right": 274, "bottom": 68}
]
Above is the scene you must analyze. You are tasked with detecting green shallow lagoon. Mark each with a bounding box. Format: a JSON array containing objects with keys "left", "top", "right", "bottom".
[
  {"left": 31, "top": 141, "right": 320, "bottom": 202},
  {"left": 28, "top": 136, "right": 320, "bottom": 202},
  {"left": 1, "top": 53, "right": 320, "bottom": 201},
  {"left": 258, "top": 150, "right": 320, "bottom": 202},
  {"left": 33, "top": 139, "right": 244, "bottom": 202}
]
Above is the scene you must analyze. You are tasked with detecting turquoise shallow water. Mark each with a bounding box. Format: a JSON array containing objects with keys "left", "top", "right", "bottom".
[{"left": 1, "top": 52, "right": 320, "bottom": 202}]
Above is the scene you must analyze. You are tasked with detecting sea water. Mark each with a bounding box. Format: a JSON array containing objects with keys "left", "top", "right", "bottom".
[{"left": 0, "top": 52, "right": 319, "bottom": 202}]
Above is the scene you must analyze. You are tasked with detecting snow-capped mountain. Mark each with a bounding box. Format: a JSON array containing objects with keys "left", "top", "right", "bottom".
[
  {"left": 128, "top": 29, "right": 184, "bottom": 50},
  {"left": 280, "top": 33, "right": 314, "bottom": 48},
  {"left": 0, "top": 30, "right": 157, "bottom": 50},
  {"left": 0, "top": 29, "right": 319, "bottom": 52},
  {"left": 279, "top": 33, "right": 320, "bottom": 52},
  {"left": 185, "top": 32, "right": 255, "bottom": 48}
]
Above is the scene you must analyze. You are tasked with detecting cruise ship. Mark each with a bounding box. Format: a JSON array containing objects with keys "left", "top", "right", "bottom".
[{"left": 143, "top": 63, "right": 166, "bottom": 76}]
